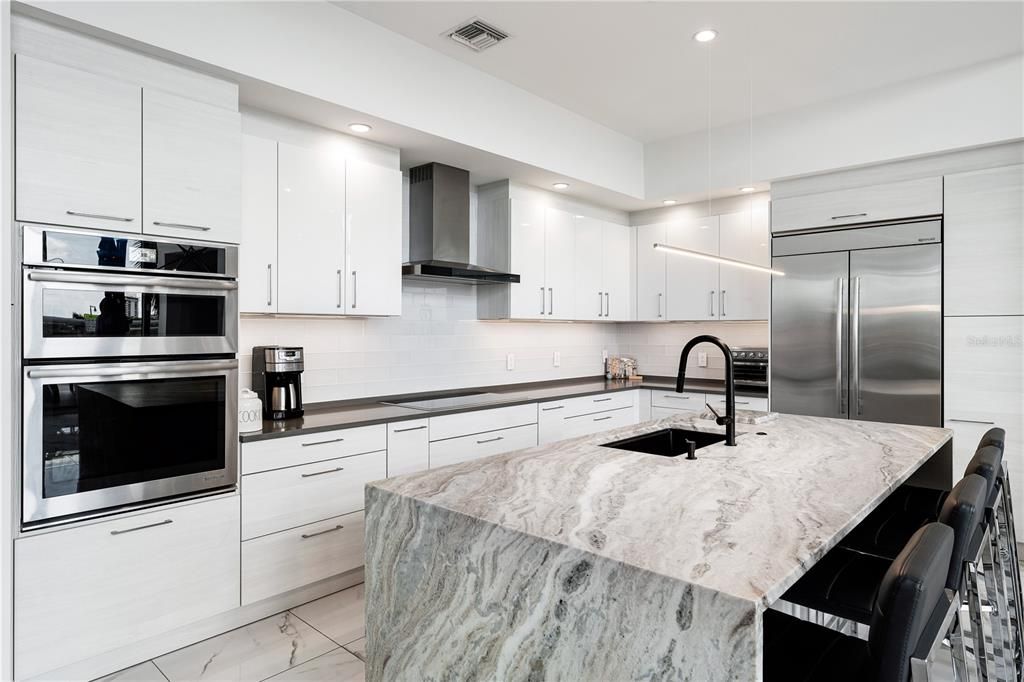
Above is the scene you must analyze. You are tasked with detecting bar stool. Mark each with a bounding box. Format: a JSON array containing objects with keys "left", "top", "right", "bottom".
[{"left": 764, "top": 523, "right": 954, "bottom": 682}]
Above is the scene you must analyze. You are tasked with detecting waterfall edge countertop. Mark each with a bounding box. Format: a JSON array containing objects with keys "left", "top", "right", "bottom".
[
  {"left": 363, "top": 412, "right": 952, "bottom": 681},
  {"left": 240, "top": 375, "right": 762, "bottom": 442}
]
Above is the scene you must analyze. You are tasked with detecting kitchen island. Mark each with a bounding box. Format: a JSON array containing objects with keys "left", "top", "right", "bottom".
[{"left": 364, "top": 413, "right": 952, "bottom": 681}]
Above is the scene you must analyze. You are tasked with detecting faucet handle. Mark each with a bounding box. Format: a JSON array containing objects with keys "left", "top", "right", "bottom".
[
  {"left": 705, "top": 402, "right": 721, "bottom": 419},
  {"left": 706, "top": 402, "right": 730, "bottom": 427}
]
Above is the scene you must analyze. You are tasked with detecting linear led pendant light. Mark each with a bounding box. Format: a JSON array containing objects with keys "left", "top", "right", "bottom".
[{"left": 656, "top": 28, "right": 785, "bottom": 277}]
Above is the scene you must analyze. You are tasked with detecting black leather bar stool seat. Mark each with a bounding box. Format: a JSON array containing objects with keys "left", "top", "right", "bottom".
[
  {"left": 782, "top": 475, "right": 988, "bottom": 624},
  {"left": 765, "top": 523, "right": 954, "bottom": 682}
]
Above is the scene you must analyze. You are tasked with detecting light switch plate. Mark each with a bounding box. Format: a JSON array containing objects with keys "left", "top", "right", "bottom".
[
  {"left": 506, "top": 353, "right": 515, "bottom": 371},
  {"left": 698, "top": 351, "right": 708, "bottom": 367},
  {"left": 553, "top": 351, "right": 561, "bottom": 367}
]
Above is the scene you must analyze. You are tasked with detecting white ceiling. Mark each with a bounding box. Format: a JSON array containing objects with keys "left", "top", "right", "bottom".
[{"left": 340, "top": 1, "right": 1024, "bottom": 143}]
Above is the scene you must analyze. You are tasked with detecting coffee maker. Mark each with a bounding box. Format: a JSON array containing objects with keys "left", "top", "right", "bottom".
[{"left": 252, "top": 346, "right": 304, "bottom": 420}]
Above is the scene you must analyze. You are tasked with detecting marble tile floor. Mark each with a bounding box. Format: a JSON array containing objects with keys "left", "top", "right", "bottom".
[{"left": 93, "top": 585, "right": 366, "bottom": 682}]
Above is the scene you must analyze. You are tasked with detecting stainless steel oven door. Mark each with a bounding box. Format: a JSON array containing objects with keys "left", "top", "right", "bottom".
[
  {"left": 23, "top": 269, "right": 238, "bottom": 359},
  {"left": 23, "top": 359, "right": 238, "bottom": 525}
]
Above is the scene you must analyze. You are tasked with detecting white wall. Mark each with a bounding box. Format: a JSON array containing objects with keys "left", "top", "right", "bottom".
[
  {"left": 618, "top": 321, "right": 768, "bottom": 381},
  {"left": 645, "top": 53, "right": 1024, "bottom": 201},
  {"left": 21, "top": 0, "right": 645, "bottom": 198}
]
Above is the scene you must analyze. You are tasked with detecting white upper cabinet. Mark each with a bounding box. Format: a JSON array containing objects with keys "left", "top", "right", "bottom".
[
  {"left": 239, "top": 135, "right": 279, "bottom": 313},
  {"left": 277, "top": 142, "right": 346, "bottom": 315},
  {"left": 345, "top": 159, "right": 403, "bottom": 316},
  {"left": 15, "top": 55, "right": 142, "bottom": 231},
  {"left": 509, "top": 197, "right": 549, "bottom": 320},
  {"left": 944, "top": 164, "right": 1024, "bottom": 317},
  {"left": 602, "top": 222, "right": 632, "bottom": 320},
  {"left": 718, "top": 205, "right": 771, "bottom": 321},
  {"left": 143, "top": 88, "right": 241, "bottom": 243},
  {"left": 574, "top": 217, "right": 631, "bottom": 321},
  {"left": 666, "top": 216, "right": 720, "bottom": 321},
  {"left": 635, "top": 222, "right": 667, "bottom": 321},
  {"left": 544, "top": 208, "right": 577, "bottom": 320}
]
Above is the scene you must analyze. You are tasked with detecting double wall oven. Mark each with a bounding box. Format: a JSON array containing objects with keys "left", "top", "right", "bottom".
[{"left": 21, "top": 224, "right": 239, "bottom": 526}]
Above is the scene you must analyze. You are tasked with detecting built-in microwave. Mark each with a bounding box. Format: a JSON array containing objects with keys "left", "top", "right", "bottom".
[
  {"left": 22, "top": 358, "right": 238, "bottom": 526},
  {"left": 21, "top": 224, "right": 238, "bottom": 360}
]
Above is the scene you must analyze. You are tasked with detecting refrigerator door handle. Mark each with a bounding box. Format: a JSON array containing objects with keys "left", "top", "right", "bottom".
[
  {"left": 851, "top": 276, "right": 862, "bottom": 415},
  {"left": 836, "top": 277, "right": 847, "bottom": 415}
]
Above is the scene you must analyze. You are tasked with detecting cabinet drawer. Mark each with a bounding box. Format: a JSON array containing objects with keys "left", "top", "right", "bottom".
[
  {"left": 15, "top": 495, "right": 240, "bottom": 680},
  {"left": 242, "top": 424, "right": 386, "bottom": 474},
  {"left": 707, "top": 395, "right": 769, "bottom": 412},
  {"left": 539, "top": 390, "right": 637, "bottom": 419},
  {"left": 242, "top": 451, "right": 385, "bottom": 540},
  {"left": 387, "top": 419, "right": 429, "bottom": 477},
  {"left": 242, "top": 511, "right": 364, "bottom": 606},
  {"left": 651, "top": 390, "right": 706, "bottom": 410},
  {"left": 428, "top": 403, "right": 537, "bottom": 442},
  {"left": 771, "top": 177, "right": 942, "bottom": 233},
  {"left": 429, "top": 424, "right": 538, "bottom": 469},
  {"left": 543, "top": 405, "right": 637, "bottom": 444}
]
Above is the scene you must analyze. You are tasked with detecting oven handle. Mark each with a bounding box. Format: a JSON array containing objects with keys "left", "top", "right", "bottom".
[
  {"left": 26, "top": 270, "right": 238, "bottom": 291},
  {"left": 27, "top": 359, "right": 238, "bottom": 380}
]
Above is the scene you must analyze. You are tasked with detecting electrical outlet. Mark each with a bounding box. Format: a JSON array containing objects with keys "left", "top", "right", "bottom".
[
  {"left": 553, "top": 351, "right": 561, "bottom": 367},
  {"left": 698, "top": 351, "right": 708, "bottom": 367},
  {"left": 506, "top": 353, "right": 515, "bottom": 371}
]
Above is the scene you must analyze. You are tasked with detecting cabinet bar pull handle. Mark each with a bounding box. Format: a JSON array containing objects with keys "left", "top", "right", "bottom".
[
  {"left": 658, "top": 292, "right": 663, "bottom": 318},
  {"left": 593, "top": 416, "right": 613, "bottom": 422},
  {"left": 598, "top": 291, "right": 603, "bottom": 317},
  {"left": 709, "top": 290, "right": 715, "bottom": 317},
  {"left": 541, "top": 405, "right": 564, "bottom": 411},
  {"left": 948, "top": 418, "right": 997, "bottom": 425},
  {"left": 720, "top": 290, "right": 726, "bottom": 317},
  {"left": 337, "top": 270, "right": 343, "bottom": 308},
  {"left": 351, "top": 271, "right": 357, "bottom": 309},
  {"left": 476, "top": 436, "right": 504, "bottom": 444},
  {"left": 301, "top": 466, "right": 345, "bottom": 478},
  {"left": 593, "top": 397, "right": 613, "bottom": 403},
  {"left": 267, "top": 264, "right": 273, "bottom": 306},
  {"left": 301, "top": 524, "right": 344, "bottom": 539},
  {"left": 548, "top": 287, "right": 553, "bottom": 315},
  {"left": 717, "top": 399, "right": 751, "bottom": 405},
  {"left": 110, "top": 518, "right": 173, "bottom": 535},
  {"left": 66, "top": 210, "right": 134, "bottom": 223},
  {"left": 830, "top": 213, "right": 868, "bottom": 220},
  {"left": 540, "top": 287, "right": 545, "bottom": 315},
  {"left": 666, "top": 395, "right": 691, "bottom": 400},
  {"left": 152, "top": 221, "right": 211, "bottom": 231},
  {"left": 393, "top": 424, "right": 427, "bottom": 433},
  {"left": 301, "top": 437, "right": 345, "bottom": 447},
  {"left": 604, "top": 292, "right": 610, "bottom": 317}
]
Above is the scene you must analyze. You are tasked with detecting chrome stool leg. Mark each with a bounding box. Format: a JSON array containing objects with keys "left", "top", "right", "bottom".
[
  {"left": 982, "top": 517, "right": 1016, "bottom": 680},
  {"left": 969, "top": 543, "right": 997, "bottom": 682}
]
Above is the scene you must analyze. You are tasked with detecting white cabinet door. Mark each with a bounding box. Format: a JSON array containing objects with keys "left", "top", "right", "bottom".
[
  {"left": 544, "top": 208, "right": 576, "bottom": 319},
  {"left": 603, "top": 223, "right": 632, "bottom": 320},
  {"left": 387, "top": 420, "right": 430, "bottom": 477},
  {"left": 718, "top": 206, "right": 771, "bottom": 321},
  {"left": 666, "top": 216, "right": 720, "bottom": 320},
  {"left": 635, "top": 223, "right": 667, "bottom": 321},
  {"left": 429, "top": 424, "right": 538, "bottom": 469},
  {"left": 15, "top": 55, "right": 142, "bottom": 231},
  {"left": 509, "top": 198, "right": 548, "bottom": 319},
  {"left": 142, "top": 89, "right": 240, "bottom": 243},
  {"left": 345, "top": 159, "right": 403, "bottom": 316},
  {"left": 240, "top": 135, "right": 278, "bottom": 313},
  {"left": 944, "top": 316, "right": 1024, "bottom": 527},
  {"left": 277, "top": 142, "right": 346, "bottom": 314},
  {"left": 574, "top": 216, "right": 605, "bottom": 321},
  {"left": 14, "top": 496, "right": 240, "bottom": 680},
  {"left": 944, "top": 164, "right": 1024, "bottom": 316}
]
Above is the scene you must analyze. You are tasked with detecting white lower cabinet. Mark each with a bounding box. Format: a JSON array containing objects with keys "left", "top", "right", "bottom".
[
  {"left": 242, "top": 511, "right": 365, "bottom": 606},
  {"left": 538, "top": 391, "right": 639, "bottom": 444},
  {"left": 651, "top": 390, "right": 706, "bottom": 411},
  {"left": 14, "top": 495, "right": 240, "bottom": 680},
  {"left": 707, "top": 395, "right": 769, "bottom": 412},
  {"left": 387, "top": 420, "right": 430, "bottom": 477},
  {"left": 242, "top": 451, "right": 386, "bottom": 540},
  {"left": 650, "top": 390, "right": 768, "bottom": 417},
  {"left": 429, "top": 424, "right": 539, "bottom": 469}
]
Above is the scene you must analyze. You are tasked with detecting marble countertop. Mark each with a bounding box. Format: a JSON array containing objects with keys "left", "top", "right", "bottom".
[
  {"left": 241, "top": 375, "right": 766, "bottom": 443},
  {"left": 367, "top": 412, "right": 951, "bottom": 607}
]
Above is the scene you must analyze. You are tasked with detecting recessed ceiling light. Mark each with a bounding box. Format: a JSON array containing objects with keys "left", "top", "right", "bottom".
[
  {"left": 552, "top": 182, "right": 570, "bottom": 190},
  {"left": 693, "top": 29, "right": 718, "bottom": 43},
  {"left": 740, "top": 186, "right": 755, "bottom": 192},
  {"left": 348, "top": 123, "right": 372, "bottom": 133},
  {"left": 662, "top": 199, "right": 677, "bottom": 206}
]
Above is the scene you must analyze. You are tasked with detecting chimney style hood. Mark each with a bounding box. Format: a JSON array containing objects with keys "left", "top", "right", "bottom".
[{"left": 404, "top": 163, "right": 520, "bottom": 284}]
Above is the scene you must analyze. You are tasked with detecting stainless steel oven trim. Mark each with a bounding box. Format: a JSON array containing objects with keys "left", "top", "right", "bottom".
[
  {"left": 22, "top": 359, "right": 239, "bottom": 525},
  {"left": 22, "top": 269, "right": 239, "bottom": 359},
  {"left": 21, "top": 223, "right": 239, "bottom": 279}
]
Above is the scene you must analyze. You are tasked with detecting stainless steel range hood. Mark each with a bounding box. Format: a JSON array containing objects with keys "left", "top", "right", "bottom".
[{"left": 404, "top": 163, "right": 519, "bottom": 284}]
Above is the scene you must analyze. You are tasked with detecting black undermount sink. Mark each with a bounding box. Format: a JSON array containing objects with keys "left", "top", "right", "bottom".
[{"left": 602, "top": 428, "right": 727, "bottom": 459}]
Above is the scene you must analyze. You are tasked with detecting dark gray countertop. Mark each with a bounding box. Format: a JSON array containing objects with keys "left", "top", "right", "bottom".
[{"left": 239, "top": 375, "right": 768, "bottom": 443}]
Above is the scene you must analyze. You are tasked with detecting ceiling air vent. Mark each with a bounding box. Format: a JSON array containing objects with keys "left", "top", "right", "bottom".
[{"left": 446, "top": 18, "right": 509, "bottom": 52}]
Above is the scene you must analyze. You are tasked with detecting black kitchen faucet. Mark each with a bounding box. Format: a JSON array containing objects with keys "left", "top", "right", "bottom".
[{"left": 676, "top": 334, "right": 737, "bottom": 446}]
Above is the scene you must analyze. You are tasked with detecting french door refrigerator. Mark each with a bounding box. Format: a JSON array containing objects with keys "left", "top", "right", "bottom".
[{"left": 770, "top": 220, "right": 942, "bottom": 426}]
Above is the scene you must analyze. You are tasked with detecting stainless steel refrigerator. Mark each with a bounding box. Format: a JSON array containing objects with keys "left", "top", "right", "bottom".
[{"left": 770, "top": 219, "right": 942, "bottom": 426}]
